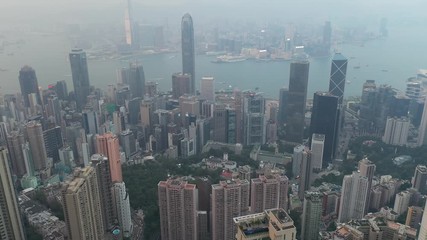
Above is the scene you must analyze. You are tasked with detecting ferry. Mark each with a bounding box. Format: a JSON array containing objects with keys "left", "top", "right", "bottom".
[{"left": 212, "top": 55, "right": 247, "bottom": 63}]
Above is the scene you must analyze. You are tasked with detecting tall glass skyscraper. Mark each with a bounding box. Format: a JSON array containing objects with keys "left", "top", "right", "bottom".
[
  {"left": 18, "top": 65, "right": 42, "bottom": 107},
  {"left": 284, "top": 52, "right": 309, "bottom": 144},
  {"left": 329, "top": 53, "right": 348, "bottom": 105},
  {"left": 181, "top": 13, "right": 195, "bottom": 94},
  {"left": 69, "top": 49, "right": 91, "bottom": 110}
]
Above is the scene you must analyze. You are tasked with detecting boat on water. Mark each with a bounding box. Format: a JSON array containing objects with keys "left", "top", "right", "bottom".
[{"left": 212, "top": 55, "right": 247, "bottom": 63}]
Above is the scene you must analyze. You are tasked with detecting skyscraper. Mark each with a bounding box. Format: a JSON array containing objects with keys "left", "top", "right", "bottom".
[
  {"left": 113, "top": 182, "right": 133, "bottom": 238},
  {"left": 172, "top": 73, "right": 191, "bottom": 99},
  {"left": 301, "top": 191, "right": 322, "bottom": 240},
  {"left": 338, "top": 171, "right": 369, "bottom": 223},
  {"left": 251, "top": 174, "right": 289, "bottom": 213},
  {"left": 284, "top": 51, "right": 310, "bottom": 144},
  {"left": 0, "top": 148, "right": 26, "bottom": 240},
  {"left": 412, "top": 165, "right": 427, "bottom": 194},
  {"left": 278, "top": 87, "right": 289, "bottom": 127},
  {"left": 418, "top": 201, "right": 427, "bottom": 240},
  {"left": 328, "top": 53, "right": 348, "bottom": 105},
  {"left": 6, "top": 131, "right": 27, "bottom": 177},
  {"left": 158, "top": 178, "right": 198, "bottom": 240},
  {"left": 69, "top": 49, "right": 91, "bottom": 110},
  {"left": 200, "top": 76, "right": 215, "bottom": 101},
  {"left": 181, "top": 13, "right": 195, "bottom": 94},
  {"left": 96, "top": 133, "right": 122, "bottom": 183},
  {"left": 128, "top": 63, "right": 146, "bottom": 98},
  {"left": 358, "top": 158, "right": 376, "bottom": 214},
  {"left": 243, "top": 92, "right": 266, "bottom": 145},
  {"left": 310, "top": 133, "right": 325, "bottom": 170},
  {"left": 43, "top": 126, "right": 63, "bottom": 163},
  {"left": 25, "top": 121, "right": 48, "bottom": 171},
  {"left": 91, "top": 154, "right": 115, "bottom": 231},
  {"left": 124, "top": 0, "right": 133, "bottom": 46},
  {"left": 298, "top": 148, "right": 313, "bottom": 199},
  {"left": 323, "top": 21, "right": 332, "bottom": 52},
  {"left": 211, "top": 179, "right": 250, "bottom": 240},
  {"left": 310, "top": 92, "right": 339, "bottom": 163},
  {"left": 18, "top": 65, "right": 42, "bottom": 108},
  {"left": 406, "top": 206, "right": 423, "bottom": 230},
  {"left": 62, "top": 166, "right": 105, "bottom": 239}
]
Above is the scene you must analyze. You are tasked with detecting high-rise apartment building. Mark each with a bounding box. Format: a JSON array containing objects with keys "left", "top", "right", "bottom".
[
  {"left": 181, "top": 13, "right": 195, "bottom": 94},
  {"left": 19, "top": 65, "right": 42, "bottom": 108},
  {"left": 158, "top": 178, "right": 198, "bottom": 240},
  {"left": 358, "top": 158, "right": 375, "bottom": 214},
  {"left": 301, "top": 191, "right": 322, "bottom": 240},
  {"left": 284, "top": 51, "right": 309, "bottom": 144},
  {"left": 382, "top": 117, "right": 410, "bottom": 146},
  {"left": 90, "top": 154, "right": 115, "bottom": 231},
  {"left": 69, "top": 49, "right": 91, "bottom": 110},
  {"left": 62, "top": 166, "right": 105, "bottom": 239},
  {"left": 25, "top": 121, "right": 48, "bottom": 171},
  {"left": 412, "top": 165, "right": 427, "bottom": 194},
  {"left": 251, "top": 174, "right": 289, "bottom": 213},
  {"left": 338, "top": 171, "right": 369, "bottom": 223},
  {"left": 418, "top": 201, "right": 427, "bottom": 240},
  {"left": 310, "top": 133, "right": 325, "bottom": 170},
  {"left": 233, "top": 208, "right": 296, "bottom": 240},
  {"left": 0, "top": 148, "right": 26, "bottom": 240},
  {"left": 113, "top": 182, "right": 133, "bottom": 238},
  {"left": 96, "top": 133, "right": 122, "bottom": 182},
  {"left": 172, "top": 73, "right": 191, "bottom": 99},
  {"left": 6, "top": 131, "right": 27, "bottom": 177},
  {"left": 328, "top": 53, "right": 348, "bottom": 105},
  {"left": 393, "top": 191, "right": 411, "bottom": 216},
  {"left": 211, "top": 179, "right": 250, "bottom": 240},
  {"left": 406, "top": 206, "right": 423, "bottom": 230},
  {"left": 200, "top": 76, "right": 215, "bottom": 101},
  {"left": 310, "top": 92, "right": 339, "bottom": 163}
]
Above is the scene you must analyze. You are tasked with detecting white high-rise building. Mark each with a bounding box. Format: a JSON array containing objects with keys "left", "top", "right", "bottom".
[
  {"left": 382, "top": 117, "right": 409, "bottom": 146},
  {"left": 310, "top": 133, "right": 325, "bottom": 170},
  {"left": 113, "top": 182, "right": 133, "bottom": 238},
  {"left": 200, "top": 76, "right": 215, "bottom": 101},
  {"left": 292, "top": 145, "right": 305, "bottom": 179},
  {"left": 393, "top": 190, "right": 411, "bottom": 216},
  {"left": 338, "top": 171, "right": 369, "bottom": 223},
  {"left": 418, "top": 96, "right": 427, "bottom": 146},
  {"left": 301, "top": 191, "right": 322, "bottom": 240},
  {"left": 418, "top": 200, "right": 427, "bottom": 240}
]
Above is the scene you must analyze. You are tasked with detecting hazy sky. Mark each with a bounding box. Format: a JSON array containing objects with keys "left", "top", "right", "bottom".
[{"left": 1, "top": 0, "right": 426, "bottom": 29}]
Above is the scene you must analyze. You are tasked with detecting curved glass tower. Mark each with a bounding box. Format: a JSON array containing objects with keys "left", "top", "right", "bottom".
[{"left": 181, "top": 13, "right": 195, "bottom": 94}]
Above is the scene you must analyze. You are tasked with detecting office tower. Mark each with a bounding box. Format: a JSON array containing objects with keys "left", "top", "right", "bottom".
[
  {"left": 43, "top": 126, "right": 63, "bottom": 163},
  {"left": 329, "top": 53, "right": 348, "bottom": 105},
  {"left": 145, "top": 81, "right": 157, "bottom": 97},
  {"left": 158, "top": 178, "right": 198, "bottom": 240},
  {"left": 243, "top": 92, "right": 266, "bottom": 145},
  {"left": 124, "top": 0, "right": 133, "bottom": 46},
  {"left": 298, "top": 148, "right": 312, "bottom": 199},
  {"left": 181, "top": 13, "right": 195, "bottom": 94},
  {"left": 419, "top": 201, "right": 427, "bottom": 240},
  {"left": 119, "top": 129, "right": 137, "bottom": 159},
  {"left": 310, "top": 133, "right": 325, "bottom": 170},
  {"left": 211, "top": 179, "right": 250, "bottom": 240},
  {"left": 292, "top": 145, "right": 305, "bottom": 179},
  {"left": 96, "top": 133, "right": 122, "bottom": 183},
  {"left": 172, "top": 73, "right": 191, "bottom": 99},
  {"left": 213, "top": 104, "right": 229, "bottom": 143},
  {"left": 69, "top": 49, "right": 91, "bottom": 110},
  {"left": 128, "top": 63, "right": 146, "bottom": 98},
  {"left": 55, "top": 80, "right": 68, "bottom": 100},
  {"left": 406, "top": 206, "right": 423, "bottom": 229},
  {"left": 278, "top": 87, "right": 289, "bottom": 127},
  {"left": 91, "top": 154, "right": 115, "bottom": 231},
  {"left": 284, "top": 52, "right": 309, "bottom": 144},
  {"left": 0, "top": 148, "right": 25, "bottom": 240},
  {"left": 418, "top": 96, "right": 427, "bottom": 146},
  {"left": 412, "top": 165, "right": 427, "bottom": 194},
  {"left": 338, "top": 171, "right": 369, "bottom": 223},
  {"left": 233, "top": 208, "right": 296, "bottom": 240},
  {"left": 323, "top": 21, "right": 332, "bottom": 51},
  {"left": 18, "top": 65, "right": 42, "bottom": 108},
  {"left": 82, "top": 110, "right": 99, "bottom": 135},
  {"left": 382, "top": 117, "right": 410, "bottom": 145},
  {"left": 393, "top": 191, "right": 411, "bottom": 216},
  {"left": 62, "top": 166, "right": 105, "bottom": 239},
  {"left": 6, "top": 131, "right": 27, "bottom": 177},
  {"left": 25, "top": 121, "right": 48, "bottom": 171},
  {"left": 46, "top": 95, "right": 62, "bottom": 125},
  {"left": 128, "top": 97, "right": 141, "bottom": 126},
  {"left": 358, "top": 158, "right": 376, "bottom": 214},
  {"left": 200, "top": 76, "right": 215, "bottom": 101},
  {"left": 310, "top": 92, "right": 339, "bottom": 164},
  {"left": 234, "top": 90, "right": 244, "bottom": 144},
  {"left": 359, "top": 80, "right": 377, "bottom": 131},
  {"left": 301, "top": 191, "right": 322, "bottom": 240},
  {"left": 179, "top": 95, "right": 200, "bottom": 118},
  {"left": 251, "top": 174, "right": 289, "bottom": 213},
  {"left": 113, "top": 182, "right": 133, "bottom": 238},
  {"left": 141, "top": 99, "right": 153, "bottom": 129},
  {"left": 266, "top": 120, "right": 278, "bottom": 143}
]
